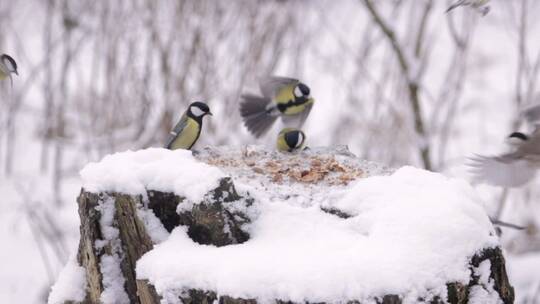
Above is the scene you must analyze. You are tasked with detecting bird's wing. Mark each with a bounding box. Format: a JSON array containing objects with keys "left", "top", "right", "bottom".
[
  {"left": 521, "top": 103, "right": 540, "bottom": 126},
  {"left": 164, "top": 112, "right": 189, "bottom": 149},
  {"left": 259, "top": 76, "right": 299, "bottom": 98},
  {"left": 281, "top": 102, "right": 313, "bottom": 128},
  {"left": 296, "top": 102, "right": 313, "bottom": 127},
  {"left": 467, "top": 153, "right": 537, "bottom": 187}
]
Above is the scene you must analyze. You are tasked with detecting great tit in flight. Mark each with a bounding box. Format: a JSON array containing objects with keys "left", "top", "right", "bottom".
[
  {"left": 468, "top": 104, "right": 540, "bottom": 187},
  {"left": 240, "top": 76, "right": 314, "bottom": 138}
]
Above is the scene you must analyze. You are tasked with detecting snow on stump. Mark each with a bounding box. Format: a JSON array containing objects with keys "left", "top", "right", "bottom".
[{"left": 48, "top": 146, "right": 515, "bottom": 304}]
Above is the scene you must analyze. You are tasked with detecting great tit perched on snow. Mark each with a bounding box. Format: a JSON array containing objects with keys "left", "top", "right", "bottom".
[
  {"left": 0, "top": 54, "right": 18, "bottom": 86},
  {"left": 276, "top": 128, "right": 306, "bottom": 152},
  {"left": 164, "top": 101, "right": 212, "bottom": 150},
  {"left": 446, "top": 0, "right": 490, "bottom": 16},
  {"left": 240, "top": 76, "right": 314, "bottom": 138},
  {"left": 467, "top": 104, "right": 540, "bottom": 187}
]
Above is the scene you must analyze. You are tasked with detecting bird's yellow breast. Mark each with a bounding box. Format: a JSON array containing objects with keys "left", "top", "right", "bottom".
[
  {"left": 169, "top": 118, "right": 201, "bottom": 150},
  {"left": 0, "top": 71, "right": 8, "bottom": 80}
]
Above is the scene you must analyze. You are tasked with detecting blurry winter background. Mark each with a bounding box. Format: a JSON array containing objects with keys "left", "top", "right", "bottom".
[{"left": 1, "top": 0, "right": 540, "bottom": 302}]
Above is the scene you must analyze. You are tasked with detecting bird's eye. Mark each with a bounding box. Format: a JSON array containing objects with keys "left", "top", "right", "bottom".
[{"left": 293, "top": 86, "right": 303, "bottom": 98}]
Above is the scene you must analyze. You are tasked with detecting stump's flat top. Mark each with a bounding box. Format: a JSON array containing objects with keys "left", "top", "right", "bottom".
[
  {"left": 196, "top": 145, "right": 392, "bottom": 185},
  {"left": 194, "top": 145, "right": 392, "bottom": 209}
]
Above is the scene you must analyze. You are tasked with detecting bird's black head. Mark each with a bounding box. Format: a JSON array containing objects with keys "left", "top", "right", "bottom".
[
  {"left": 1, "top": 54, "right": 18, "bottom": 75},
  {"left": 188, "top": 101, "right": 212, "bottom": 120},
  {"left": 293, "top": 82, "right": 310, "bottom": 98},
  {"left": 284, "top": 129, "right": 305, "bottom": 151}
]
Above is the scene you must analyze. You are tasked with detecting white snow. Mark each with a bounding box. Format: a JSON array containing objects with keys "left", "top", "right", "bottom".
[
  {"left": 469, "top": 285, "right": 502, "bottom": 304},
  {"left": 468, "top": 260, "right": 503, "bottom": 303},
  {"left": 136, "top": 164, "right": 499, "bottom": 303},
  {"left": 507, "top": 253, "right": 540, "bottom": 303},
  {"left": 95, "top": 196, "right": 130, "bottom": 304},
  {"left": 137, "top": 208, "right": 170, "bottom": 244},
  {"left": 100, "top": 254, "right": 130, "bottom": 304},
  {"left": 47, "top": 255, "right": 87, "bottom": 304},
  {"left": 96, "top": 197, "right": 119, "bottom": 243},
  {"left": 80, "top": 148, "right": 226, "bottom": 203}
]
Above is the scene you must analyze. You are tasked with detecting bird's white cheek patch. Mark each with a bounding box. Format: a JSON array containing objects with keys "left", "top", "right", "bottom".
[
  {"left": 190, "top": 106, "right": 205, "bottom": 117},
  {"left": 294, "top": 86, "right": 302, "bottom": 98},
  {"left": 296, "top": 133, "right": 304, "bottom": 148}
]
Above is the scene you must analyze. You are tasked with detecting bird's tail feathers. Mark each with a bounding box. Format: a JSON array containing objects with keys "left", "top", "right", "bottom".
[{"left": 240, "top": 94, "right": 277, "bottom": 138}]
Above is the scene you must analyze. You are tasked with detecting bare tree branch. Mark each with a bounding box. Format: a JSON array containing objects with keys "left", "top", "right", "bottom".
[{"left": 361, "top": 0, "right": 432, "bottom": 170}]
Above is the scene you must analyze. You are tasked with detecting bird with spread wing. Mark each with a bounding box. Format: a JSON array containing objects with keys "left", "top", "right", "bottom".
[
  {"left": 239, "top": 76, "right": 314, "bottom": 138},
  {"left": 468, "top": 104, "right": 540, "bottom": 187}
]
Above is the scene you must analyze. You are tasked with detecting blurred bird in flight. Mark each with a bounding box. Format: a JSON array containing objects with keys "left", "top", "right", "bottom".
[
  {"left": 240, "top": 76, "right": 314, "bottom": 138},
  {"left": 468, "top": 103, "right": 540, "bottom": 187}
]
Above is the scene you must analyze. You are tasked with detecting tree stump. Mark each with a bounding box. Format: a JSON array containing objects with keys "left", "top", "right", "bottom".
[{"left": 52, "top": 146, "right": 515, "bottom": 304}]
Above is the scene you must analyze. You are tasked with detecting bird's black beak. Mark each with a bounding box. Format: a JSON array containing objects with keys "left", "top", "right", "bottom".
[
  {"left": 14, "top": 70, "right": 18, "bottom": 76},
  {"left": 207, "top": 112, "right": 213, "bottom": 116}
]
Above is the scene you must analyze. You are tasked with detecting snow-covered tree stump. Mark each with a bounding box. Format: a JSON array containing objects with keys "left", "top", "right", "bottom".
[{"left": 49, "top": 146, "right": 514, "bottom": 304}]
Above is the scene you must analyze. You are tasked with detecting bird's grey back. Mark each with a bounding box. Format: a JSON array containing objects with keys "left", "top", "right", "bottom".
[
  {"left": 259, "top": 76, "right": 298, "bottom": 98},
  {"left": 522, "top": 103, "right": 540, "bottom": 126}
]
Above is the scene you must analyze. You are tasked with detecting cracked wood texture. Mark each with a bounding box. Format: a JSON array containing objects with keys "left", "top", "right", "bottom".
[{"left": 77, "top": 191, "right": 159, "bottom": 304}]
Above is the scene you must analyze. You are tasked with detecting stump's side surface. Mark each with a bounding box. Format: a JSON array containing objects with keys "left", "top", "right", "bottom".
[
  {"left": 74, "top": 177, "right": 252, "bottom": 304},
  {"left": 76, "top": 192, "right": 103, "bottom": 304},
  {"left": 76, "top": 191, "right": 160, "bottom": 304}
]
